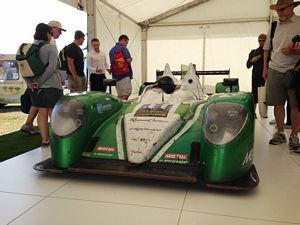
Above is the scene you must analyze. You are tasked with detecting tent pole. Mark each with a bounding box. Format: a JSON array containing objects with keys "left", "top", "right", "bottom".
[
  {"left": 200, "top": 25, "right": 209, "bottom": 91},
  {"left": 87, "top": 0, "right": 96, "bottom": 49},
  {"left": 141, "top": 26, "right": 148, "bottom": 83},
  {"left": 269, "top": 0, "right": 274, "bottom": 24},
  {"left": 139, "top": 0, "right": 210, "bottom": 26},
  {"left": 86, "top": 0, "right": 96, "bottom": 90},
  {"left": 148, "top": 17, "right": 269, "bottom": 27}
]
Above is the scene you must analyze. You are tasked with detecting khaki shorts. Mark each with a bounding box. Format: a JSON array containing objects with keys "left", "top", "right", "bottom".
[
  {"left": 116, "top": 76, "right": 132, "bottom": 97},
  {"left": 266, "top": 68, "right": 298, "bottom": 107},
  {"left": 68, "top": 75, "right": 86, "bottom": 93}
]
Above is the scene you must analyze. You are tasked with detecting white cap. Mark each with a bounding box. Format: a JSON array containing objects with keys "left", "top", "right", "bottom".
[{"left": 48, "top": 20, "right": 66, "bottom": 32}]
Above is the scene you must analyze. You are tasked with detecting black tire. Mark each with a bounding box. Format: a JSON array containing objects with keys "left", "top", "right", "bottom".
[{"left": 0, "top": 103, "right": 7, "bottom": 108}]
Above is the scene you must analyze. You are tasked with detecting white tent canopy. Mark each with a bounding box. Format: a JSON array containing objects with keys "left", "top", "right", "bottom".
[{"left": 58, "top": 0, "right": 299, "bottom": 94}]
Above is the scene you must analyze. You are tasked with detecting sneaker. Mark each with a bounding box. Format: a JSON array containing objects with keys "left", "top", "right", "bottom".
[
  {"left": 289, "top": 136, "right": 300, "bottom": 150},
  {"left": 269, "top": 119, "right": 276, "bottom": 125},
  {"left": 269, "top": 132, "right": 287, "bottom": 145},
  {"left": 292, "top": 148, "right": 300, "bottom": 154},
  {"left": 20, "top": 124, "right": 40, "bottom": 135}
]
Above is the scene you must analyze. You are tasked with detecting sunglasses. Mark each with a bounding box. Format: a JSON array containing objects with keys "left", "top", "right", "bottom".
[{"left": 258, "top": 40, "right": 266, "bottom": 42}]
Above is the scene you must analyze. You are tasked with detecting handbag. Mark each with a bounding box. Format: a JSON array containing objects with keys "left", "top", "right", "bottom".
[
  {"left": 282, "top": 59, "right": 300, "bottom": 89},
  {"left": 20, "top": 88, "right": 32, "bottom": 114},
  {"left": 257, "top": 80, "right": 268, "bottom": 118},
  {"left": 257, "top": 85, "right": 266, "bottom": 103}
]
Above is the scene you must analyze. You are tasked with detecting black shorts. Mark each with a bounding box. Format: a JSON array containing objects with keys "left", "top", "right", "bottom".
[
  {"left": 30, "top": 88, "right": 63, "bottom": 109},
  {"left": 90, "top": 73, "right": 107, "bottom": 92}
]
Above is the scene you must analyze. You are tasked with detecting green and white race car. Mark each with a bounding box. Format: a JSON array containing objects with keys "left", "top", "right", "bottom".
[{"left": 34, "top": 63, "right": 258, "bottom": 191}]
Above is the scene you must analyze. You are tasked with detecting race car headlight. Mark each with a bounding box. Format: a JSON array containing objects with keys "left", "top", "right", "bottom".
[
  {"left": 203, "top": 103, "right": 248, "bottom": 145},
  {"left": 51, "top": 99, "right": 87, "bottom": 137}
]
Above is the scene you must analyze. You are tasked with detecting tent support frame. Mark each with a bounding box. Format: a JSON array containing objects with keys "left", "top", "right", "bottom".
[
  {"left": 86, "top": 0, "right": 271, "bottom": 83},
  {"left": 139, "top": 0, "right": 210, "bottom": 27}
]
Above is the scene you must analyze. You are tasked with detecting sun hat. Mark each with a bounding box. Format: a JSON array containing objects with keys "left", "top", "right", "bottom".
[
  {"left": 270, "top": 0, "right": 300, "bottom": 10},
  {"left": 48, "top": 20, "right": 66, "bottom": 32}
]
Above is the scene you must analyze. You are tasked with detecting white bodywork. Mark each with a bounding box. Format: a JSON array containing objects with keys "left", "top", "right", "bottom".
[
  {"left": 124, "top": 110, "right": 182, "bottom": 164},
  {"left": 124, "top": 63, "right": 208, "bottom": 164}
]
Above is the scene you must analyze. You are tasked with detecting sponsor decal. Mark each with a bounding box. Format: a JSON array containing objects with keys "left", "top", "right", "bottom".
[
  {"left": 164, "top": 153, "right": 188, "bottom": 161},
  {"left": 96, "top": 146, "right": 116, "bottom": 152},
  {"left": 242, "top": 149, "right": 254, "bottom": 166},
  {"left": 103, "top": 104, "right": 112, "bottom": 110},
  {"left": 97, "top": 103, "right": 112, "bottom": 113},
  {"left": 94, "top": 152, "right": 114, "bottom": 157},
  {"left": 159, "top": 159, "right": 189, "bottom": 164},
  {"left": 134, "top": 104, "right": 172, "bottom": 117},
  {"left": 129, "top": 117, "right": 168, "bottom": 123},
  {"left": 97, "top": 103, "right": 103, "bottom": 113}
]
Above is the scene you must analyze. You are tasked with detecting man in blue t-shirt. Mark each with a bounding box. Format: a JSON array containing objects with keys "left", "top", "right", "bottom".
[{"left": 109, "top": 35, "right": 133, "bottom": 100}]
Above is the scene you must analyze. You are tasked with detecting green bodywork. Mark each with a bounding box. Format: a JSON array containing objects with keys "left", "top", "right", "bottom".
[
  {"left": 199, "top": 93, "right": 255, "bottom": 181},
  {"left": 50, "top": 91, "right": 255, "bottom": 183},
  {"left": 50, "top": 92, "right": 123, "bottom": 168},
  {"left": 215, "top": 82, "right": 239, "bottom": 93}
]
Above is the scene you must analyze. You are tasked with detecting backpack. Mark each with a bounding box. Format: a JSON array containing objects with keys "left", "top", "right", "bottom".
[
  {"left": 266, "top": 21, "right": 277, "bottom": 62},
  {"left": 112, "top": 47, "right": 129, "bottom": 76},
  {"left": 58, "top": 46, "right": 68, "bottom": 71},
  {"left": 16, "top": 42, "right": 48, "bottom": 78},
  {"left": 270, "top": 21, "right": 277, "bottom": 51}
]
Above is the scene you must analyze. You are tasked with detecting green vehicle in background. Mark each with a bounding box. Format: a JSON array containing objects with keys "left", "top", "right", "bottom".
[{"left": 35, "top": 63, "right": 258, "bottom": 190}]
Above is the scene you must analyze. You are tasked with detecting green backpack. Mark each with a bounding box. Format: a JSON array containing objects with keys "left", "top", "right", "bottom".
[
  {"left": 58, "top": 46, "right": 68, "bottom": 71},
  {"left": 16, "top": 42, "right": 48, "bottom": 78}
]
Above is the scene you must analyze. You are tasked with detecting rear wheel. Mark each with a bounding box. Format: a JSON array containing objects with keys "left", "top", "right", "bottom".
[{"left": 0, "top": 103, "right": 7, "bottom": 108}]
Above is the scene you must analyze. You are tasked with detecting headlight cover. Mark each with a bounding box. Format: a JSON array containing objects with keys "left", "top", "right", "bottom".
[
  {"left": 203, "top": 103, "right": 248, "bottom": 145},
  {"left": 51, "top": 99, "right": 87, "bottom": 137}
]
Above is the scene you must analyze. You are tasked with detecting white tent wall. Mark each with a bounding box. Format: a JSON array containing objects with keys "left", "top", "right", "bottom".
[
  {"left": 147, "top": 21, "right": 269, "bottom": 92},
  {"left": 59, "top": 0, "right": 300, "bottom": 94},
  {"left": 146, "top": 0, "right": 271, "bottom": 93},
  {"left": 92, "top": 0, "right": 142, "bottom": 96}
]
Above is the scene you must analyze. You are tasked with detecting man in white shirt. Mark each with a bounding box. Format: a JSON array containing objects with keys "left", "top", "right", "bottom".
[{"left": 87, "top": 38, "right": 110, "bottom": 91}]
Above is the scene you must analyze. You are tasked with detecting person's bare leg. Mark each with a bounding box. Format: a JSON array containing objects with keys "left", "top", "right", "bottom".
[
  {"left": 25, "top": 106, "right": 38, "bottom": 125},
  {"left": 274, "top": 105, "right": 285, "bottom": 132},
  {"left": 37, "top": 108, "right": 49, "bottom": 143},
  {"left": 291, "top": 107, "right": 300, "bottom": 136}
]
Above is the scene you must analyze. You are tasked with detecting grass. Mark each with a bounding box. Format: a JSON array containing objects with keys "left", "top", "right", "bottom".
[{"left": 0, "top": 130, "right": 41, "bottom": 162}]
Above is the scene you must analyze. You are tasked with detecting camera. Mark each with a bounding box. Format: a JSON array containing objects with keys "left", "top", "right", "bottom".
[{"left": 292, "top": 35, "right": 300, "bottom": 46}]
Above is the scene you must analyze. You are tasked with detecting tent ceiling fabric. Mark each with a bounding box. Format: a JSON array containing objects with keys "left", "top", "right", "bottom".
[
  {"left": 59, "top": 0, "right": 274, "bottom": 27},
  {"left": 99, "top": 0, "right": 198, "bottom": 23},
  {"left": 59, "top": 0, "right": 211, "bottom": 23}
]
